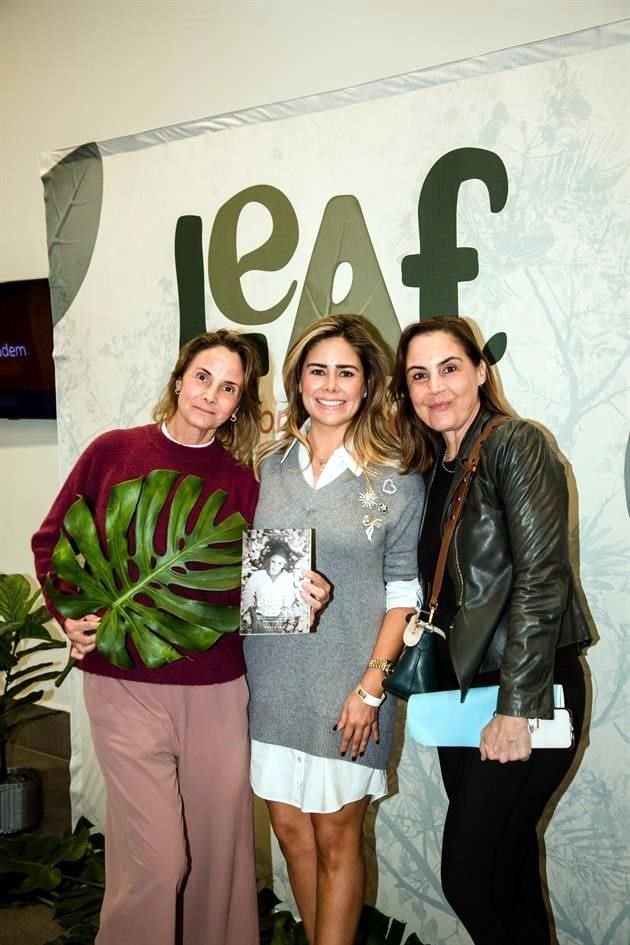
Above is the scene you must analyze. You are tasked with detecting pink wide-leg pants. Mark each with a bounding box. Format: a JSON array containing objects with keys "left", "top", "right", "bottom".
[{"left": 84, "top": 674, "right": 259, "bottom": 945}]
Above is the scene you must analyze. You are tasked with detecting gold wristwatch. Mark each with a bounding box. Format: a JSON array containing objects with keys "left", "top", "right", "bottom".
[{"left": 367, "top": 657, "right": 396, "bottom": 677}]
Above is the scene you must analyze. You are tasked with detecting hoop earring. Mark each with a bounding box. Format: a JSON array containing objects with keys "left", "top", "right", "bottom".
[{"left": 230, "top": 414, "right": 238, "bottom": 423}]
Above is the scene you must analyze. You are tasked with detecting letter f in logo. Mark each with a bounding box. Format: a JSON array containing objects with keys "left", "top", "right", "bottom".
[{"left": 402, "top": 148, "right": 508, "bottom": 318}]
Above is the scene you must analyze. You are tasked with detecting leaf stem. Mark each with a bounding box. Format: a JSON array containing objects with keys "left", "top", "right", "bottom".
[
  {"left": 57, "top": 872, "right": 105, "bottom": 889},
  {"left": 55, "top": 656, "right": 77, "bottom": 688}
]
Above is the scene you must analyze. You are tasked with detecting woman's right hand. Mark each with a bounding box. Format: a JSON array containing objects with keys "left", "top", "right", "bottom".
[
  {"left": 335, "top": 690, "right": 380, "bottom": 761},
  {"left": 64, "top": 615, "right": 100, "bottom": 659},
  {"left": 480, "top": 713, "right": 531, "bottom": 763},
  {"left": 300, "top": 569, "right": 331, "bottom": 624}
]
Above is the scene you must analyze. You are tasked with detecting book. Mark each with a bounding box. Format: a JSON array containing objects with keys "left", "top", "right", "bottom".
[{"left": 239, "top": 527, "right": 313, "bottom": 634}]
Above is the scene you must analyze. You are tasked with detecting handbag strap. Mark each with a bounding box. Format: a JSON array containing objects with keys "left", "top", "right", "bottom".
[{"left": 426, "top": 414, "right": 509, "bottom": 621}]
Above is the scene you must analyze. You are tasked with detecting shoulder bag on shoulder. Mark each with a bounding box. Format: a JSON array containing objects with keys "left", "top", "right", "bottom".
[{"left": 383, "top": 416, "right": 508, "bottom": 701}]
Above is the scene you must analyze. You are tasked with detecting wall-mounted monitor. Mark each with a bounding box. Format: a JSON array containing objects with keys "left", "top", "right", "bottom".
[{"left": 0, "top": 279, "right": 56, "bottom": 419}]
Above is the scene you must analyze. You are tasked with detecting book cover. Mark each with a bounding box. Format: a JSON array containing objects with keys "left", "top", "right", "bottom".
[{"left": 240, "top": 528, "right": 313, "bottom": 634}]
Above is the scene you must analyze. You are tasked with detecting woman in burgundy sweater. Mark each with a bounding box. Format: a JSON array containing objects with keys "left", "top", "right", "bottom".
[{"left": 33, "top": 330, "right": 264, "bottom": 945}]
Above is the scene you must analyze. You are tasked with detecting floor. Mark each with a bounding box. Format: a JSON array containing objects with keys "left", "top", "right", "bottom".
[{"left": 0, "top": 739, "right": 71, "bottom": 945}]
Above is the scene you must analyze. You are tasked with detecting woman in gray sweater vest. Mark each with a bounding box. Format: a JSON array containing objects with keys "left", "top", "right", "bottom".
[{"left": 245, "top": 316, "right": 424, "bottom": 945}]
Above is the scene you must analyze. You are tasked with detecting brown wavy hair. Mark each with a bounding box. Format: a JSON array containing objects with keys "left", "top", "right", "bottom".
[
  {"left": 389, "top": 316, "right": 515, "bottom": 473},
  {"left": 256, "top": 315, "right": 399, "bottom": 473},
  {"left": 153, "top": 329, "right": 262, "bottom": 467}
]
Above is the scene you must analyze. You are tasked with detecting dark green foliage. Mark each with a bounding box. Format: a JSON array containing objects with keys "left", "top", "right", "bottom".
[
  {"left": 258, "top": 887, "right": 431, "bottom": 945},
  {"left": 0, "top": 574, "right": 65, "bottom": 781},
  {"left": 0, "top": 818, "right": 104, "bottom": 944},
  {"left": 47, "top": 473, "right": 247, "bottom": 675}
]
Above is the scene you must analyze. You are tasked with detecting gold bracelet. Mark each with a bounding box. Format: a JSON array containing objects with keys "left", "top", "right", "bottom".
[{"left": 367, "top": 657, "right": 396, "bottom": 677}]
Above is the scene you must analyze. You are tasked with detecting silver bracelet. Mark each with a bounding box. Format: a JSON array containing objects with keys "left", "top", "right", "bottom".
[{"left": 355, "top": 685, "right": 386, "bottom": 707}]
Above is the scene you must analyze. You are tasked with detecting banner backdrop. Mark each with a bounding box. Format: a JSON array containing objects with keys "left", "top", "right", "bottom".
[{"left": 41, "top": 22, "right": 629, "bottom": 945}]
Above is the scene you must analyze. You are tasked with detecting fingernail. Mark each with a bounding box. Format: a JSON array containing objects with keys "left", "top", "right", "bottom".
[
  {"left": 341, "top": 751, "right": 346, "bottom": 757},
  {"left": 359, "top": 751, "right": 365, "bottom": 757},
  {"left": 332, "top": 724, "right": 337, "bottom": 731}
]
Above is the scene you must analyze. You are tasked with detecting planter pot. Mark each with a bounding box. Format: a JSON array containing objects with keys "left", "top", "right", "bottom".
[{"left": 0, "top": 767, "right": 43, "bottom": 834}]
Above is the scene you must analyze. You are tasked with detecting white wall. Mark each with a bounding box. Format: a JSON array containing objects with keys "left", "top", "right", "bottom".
[{"left": 1, "top": 0, "right": 628, "bottom": 710}]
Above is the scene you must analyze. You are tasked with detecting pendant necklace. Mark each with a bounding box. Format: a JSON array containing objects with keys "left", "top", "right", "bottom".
[
  {"left": 307, "top": 437, "right": 335, "bottom": 472},
  {"left": 441, "top": 453, "right": 457, "bottom": 474}
]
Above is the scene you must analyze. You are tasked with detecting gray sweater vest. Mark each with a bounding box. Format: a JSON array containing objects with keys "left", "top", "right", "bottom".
[{"left": 245, "top": 447, "right": 424, "bottom": 769}]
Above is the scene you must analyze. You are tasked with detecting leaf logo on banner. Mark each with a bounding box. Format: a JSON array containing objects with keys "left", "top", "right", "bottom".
[
  {"left": 47, "top": 471, "right": 247, "bottom": 672},
  {"left": 289, "top": 195, "right": 401, "bottom": 357},
  {"left": 42, "top": 144, "right": 103, "bottom": 325},
  {"left": 483, "top": 331, "right": 507, "bottom": 366}
]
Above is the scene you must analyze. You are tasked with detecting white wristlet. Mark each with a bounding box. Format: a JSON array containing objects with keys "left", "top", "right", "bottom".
[{"left": 355, "top": 685, "right": 386, "bottom": 707}]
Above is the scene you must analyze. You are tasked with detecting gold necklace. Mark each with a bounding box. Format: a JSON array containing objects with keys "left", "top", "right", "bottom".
[{"left": 307, "top": 438, "right": 335, "bottom": 471}]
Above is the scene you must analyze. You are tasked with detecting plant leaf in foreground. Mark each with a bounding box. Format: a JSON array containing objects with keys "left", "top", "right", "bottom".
[{"left": 46, "top": 472, "right": 247, "bottom": 671}]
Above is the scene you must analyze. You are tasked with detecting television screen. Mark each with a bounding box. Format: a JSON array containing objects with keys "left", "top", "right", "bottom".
[{"left": 0, "top": 279, "right": 56, "bottom": 419}]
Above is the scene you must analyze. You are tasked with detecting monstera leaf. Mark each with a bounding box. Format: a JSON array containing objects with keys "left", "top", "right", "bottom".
[{"left": 47, "top": 470, "right": 247, "bottom": 672}]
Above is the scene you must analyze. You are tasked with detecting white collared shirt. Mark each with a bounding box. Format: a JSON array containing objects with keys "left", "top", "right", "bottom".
[
  {"left": 280, "top": 422, "right": 419, "bottom": 611},
  {"left": 280, "top": 420, "right": 361, "bottom": 489}
]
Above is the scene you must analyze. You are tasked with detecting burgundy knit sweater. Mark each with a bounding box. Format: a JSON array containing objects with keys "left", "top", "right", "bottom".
[{"left": 32, "top": 424, "right": 259, "bottom": 685}]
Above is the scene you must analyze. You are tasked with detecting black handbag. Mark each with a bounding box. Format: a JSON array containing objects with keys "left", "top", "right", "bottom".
[
  {"left": 382, "top": 617, "right": 440, "bottom": 700},
  {"left": 383, "top": 416, "right": 508, "bottom": 702}
]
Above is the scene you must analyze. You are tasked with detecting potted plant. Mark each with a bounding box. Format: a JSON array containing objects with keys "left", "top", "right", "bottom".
[{"left": 0, "top": 572, "right": 65, "bottom": 834}]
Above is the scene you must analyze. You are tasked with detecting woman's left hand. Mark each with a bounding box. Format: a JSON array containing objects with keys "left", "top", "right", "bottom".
[
  {"left": 300, "top": 569, "right": 331, "bottom": 625},
  {"left": 335, "top": 690, "right": 379, "bottom": 761},
  {"left": 480, "top": 714, "right": 531, "bottom": 763}
]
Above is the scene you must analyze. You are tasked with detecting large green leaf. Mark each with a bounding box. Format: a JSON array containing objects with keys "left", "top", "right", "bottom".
[{"left": 46, "top": 472, "right": 247, "bottom": 670}]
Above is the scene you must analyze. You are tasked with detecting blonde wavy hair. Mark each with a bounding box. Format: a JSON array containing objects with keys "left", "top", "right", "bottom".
[
  {"left": 256, "top": 314, "right": 399, "bottom": 474},
  {"left": 153, "top": 329, "right": 262, "bottom": 467},
  {"left": 389, "top": 316, "right": 515, "bottom": 474}
]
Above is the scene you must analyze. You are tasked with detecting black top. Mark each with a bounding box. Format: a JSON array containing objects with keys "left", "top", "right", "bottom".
[
  {"left": 418, "top": 457, "right": 500, "bottom": 690},
  {"left": 417, "top": 460, "right": 458, "bottom": 630}
]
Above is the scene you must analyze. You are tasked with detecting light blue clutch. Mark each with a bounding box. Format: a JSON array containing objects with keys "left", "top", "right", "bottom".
[{"left": 407, "top": 684, "right": 566, "bottom": 747}]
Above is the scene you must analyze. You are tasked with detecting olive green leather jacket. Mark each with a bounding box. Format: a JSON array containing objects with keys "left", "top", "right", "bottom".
[{"left": 429, "top": 406, "right": 591, "bottom": 719}]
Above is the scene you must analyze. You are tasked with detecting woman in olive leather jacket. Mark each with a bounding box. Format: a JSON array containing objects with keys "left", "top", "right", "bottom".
[{"left": 389, "top": 316, "right": 591, "bottom": 945}]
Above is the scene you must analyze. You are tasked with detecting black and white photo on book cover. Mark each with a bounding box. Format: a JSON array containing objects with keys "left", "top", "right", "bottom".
[{"left": 240, "top": 528, "right": 312, "bottom": 634}]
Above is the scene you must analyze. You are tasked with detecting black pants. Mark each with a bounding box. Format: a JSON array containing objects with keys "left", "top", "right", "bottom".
[{"left": 437, "top": 648, "right": 585, "bottom": 945}]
